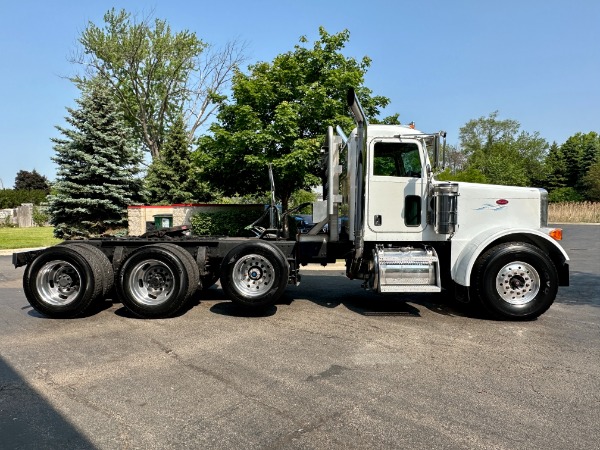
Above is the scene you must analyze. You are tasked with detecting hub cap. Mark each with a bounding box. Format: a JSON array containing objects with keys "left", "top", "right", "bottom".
[
  {"left": 232, "top": 254, "right": 274, "bottom": 298},
  {"left": 495, "top": 261, "right": 540, "bottom": 305},
  {"left": 36, "top": 260, "right": 82, "bottom": 306},
  {"left": 128, "top": 259, "right": 175, "bottom": 306}
]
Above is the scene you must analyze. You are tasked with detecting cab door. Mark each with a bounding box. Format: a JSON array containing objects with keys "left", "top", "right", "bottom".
[{"left": 366, "top": 139, "right": 427, "bottom": 235}]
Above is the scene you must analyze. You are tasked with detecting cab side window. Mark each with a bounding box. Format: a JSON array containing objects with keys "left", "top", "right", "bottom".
[{"left": 373, "top": 142, "right": 421, "bottom": 177}]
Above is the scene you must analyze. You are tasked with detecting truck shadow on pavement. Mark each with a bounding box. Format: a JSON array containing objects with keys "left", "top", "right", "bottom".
[
  {"left": 49, "top": 268, "right": 593, "bottom": 320},
  {"left": 291, "top": 272, "right": 480, "bottom": 319},
  {"left": 25, "top": 298, "right": 115, "bottom": 319},
  {"left": 306, "top": 291, "right": 478, "bottom": 319},
  {"left": 198, "top": 273, "right": 478, "bottom": 320},
  {"left": 0, "top": 357, "right": 95, "bottom": 449}
]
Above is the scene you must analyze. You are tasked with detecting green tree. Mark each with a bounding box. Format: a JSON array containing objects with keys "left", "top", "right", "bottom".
[
  {"left": 73, "top": 8, "right": 245, "bottom": 159},
  {"left": 0, "top": 190, "right": 48, "bottom": 209},
  {"left": 437, "top": 144, "right": 467, "bottom": 175},
  {"left": 48, "top": 79, "right": 144, "bottom": 239},
  {"left": 543, "top": 142, "right": 568, "bottom": 191},
  {"left": 289, "top": 189, "right": 318, "bottom": 214},
  {"left": 459, "top": 112, "right": 548, "bottom": 186},
  {"left": 436, "top": 167, "right": 487, "bottom": 184},
  {"left": 197, "top": 27, "right": 391, "bottom": 214},
  {"left": 559, "top": 132, "right": 600, "bottom": 196},
  {"left": 145, "top": 115, "right": 210, "bottom": 204},
  {"left": 582, "top": 160, "right": 600, "bottom": 201},
  {"left": 515, "top": 131, "right": 549, "bottom": 186},
  {"left": 460, "top": 111, "right": 520, "bottom": 158},
  {"left": 560, "top": 133, "right": 584, "bottom": 189},
  {"left": 14, "top": 170, "right": 50, "bottom": 192}
]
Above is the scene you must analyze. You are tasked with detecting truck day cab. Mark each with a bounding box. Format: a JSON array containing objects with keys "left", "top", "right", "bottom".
[{"left": 13, "top": 89, "right": 569, "bottom": 320}]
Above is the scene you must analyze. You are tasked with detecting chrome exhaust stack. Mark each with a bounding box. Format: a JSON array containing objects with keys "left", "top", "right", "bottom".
[
  {"left": 347, "top": 88, "right": 368, "bottom": 126},
  {"left": 347, "top": 88, "right": 368, "bottom": 265}
]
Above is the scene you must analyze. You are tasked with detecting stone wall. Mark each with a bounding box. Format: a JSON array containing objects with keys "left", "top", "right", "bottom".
[
  {"left": 0, "top": 204, "right": 35, "bottom": 227},
  {"left": 0, "top": 208, "right": 18, "bottom": 225},
  {"left": 17, "top": 203, "right": 34, "bottom": 228}
]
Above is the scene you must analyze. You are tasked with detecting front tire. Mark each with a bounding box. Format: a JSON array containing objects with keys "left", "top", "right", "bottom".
[
  {"left": 471, "top": 242, "right": 558, "bottom": 320},
  {"left": 220, "top": 241, "right": 289, "bottom": 309}
]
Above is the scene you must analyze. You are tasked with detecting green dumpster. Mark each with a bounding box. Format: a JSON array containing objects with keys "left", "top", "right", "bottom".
[{"left": 153, "top": 214, "right": 173, "bottom": 229}]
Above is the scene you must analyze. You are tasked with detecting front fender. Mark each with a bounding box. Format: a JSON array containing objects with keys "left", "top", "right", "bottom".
[{"left": 452, "top": 227, "right": 569, "bottom": 287}]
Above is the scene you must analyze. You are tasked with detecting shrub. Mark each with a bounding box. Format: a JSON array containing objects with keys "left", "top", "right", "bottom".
[
  {"left": 190, "top": 209, "right": 264, "bottom": 236},
  {"left": 32, "top": 206, "right": 50, "bottom": 227},
  {"left": 548, "top": 187, "right": 585, "bottom": 203},
  {"left": 216, "top": 193, "right": 270, "bottom": 205},
  {"left": 0, "top": 216, "right": 17, "bottom": 228},
  {"left": 0, "top": 189, "right": 48, "bottom": 209}
]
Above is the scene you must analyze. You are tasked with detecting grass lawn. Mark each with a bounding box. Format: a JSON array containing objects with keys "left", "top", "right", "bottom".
[{"left": 0, "top": 227, "right": 61, "bottom": 250}]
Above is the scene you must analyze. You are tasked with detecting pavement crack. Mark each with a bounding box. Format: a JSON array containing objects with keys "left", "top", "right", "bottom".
[
  {"left": 265, "top": 411, "right": 344, "bottom": 449},
  {"left": 149, "top": 338, "right": 298, "bottom": 422},
  {"left": 34, "top": 366, "right": 132, "bottom": 444}
]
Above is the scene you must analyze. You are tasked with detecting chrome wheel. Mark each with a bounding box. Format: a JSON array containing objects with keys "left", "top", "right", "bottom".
[
  {"left": 231, "top": 253, "right": 274, "bottom": 299},
  {"left": 35, "top": 260, "right": 82, "bottom": 306},
  {"left": 127, "top": 259, "right": 175, "bottom": 306},
  {"left": 495, "top": 261, "right": 540, "bottom": 305},
  {"left": 220, "top": 242, "right": 289, "bottom": 308}
]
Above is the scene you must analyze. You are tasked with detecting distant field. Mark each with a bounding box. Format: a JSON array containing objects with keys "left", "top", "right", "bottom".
[
  {"left": 549, "top": 202, "right": 600, "bottom": 224},
  {"left": 0, "top": 227, "right": 61, "bottom": 250}
]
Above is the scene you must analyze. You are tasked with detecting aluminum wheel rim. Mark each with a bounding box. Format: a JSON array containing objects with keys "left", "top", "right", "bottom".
[
  {"left": 128, "top": 259, "right": 175, "bottom": 306},
  {"left": 495, "top": 261, "right": 540, "bottom": 305},
  {"left": 232, "top": 254, "right": 274, "bottom": 298},
  {"left": 36, "top": 260, "right": 82, "bottom": 306}
]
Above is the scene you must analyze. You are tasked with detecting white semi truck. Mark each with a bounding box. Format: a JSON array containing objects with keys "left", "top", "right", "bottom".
[{"left": 13, "top": 89, "right": 569, "bottom": 320}]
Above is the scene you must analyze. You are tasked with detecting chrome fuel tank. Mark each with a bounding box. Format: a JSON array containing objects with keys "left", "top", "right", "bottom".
[{"left": 371, "top": 246, "right": 441, "bottom": 293}]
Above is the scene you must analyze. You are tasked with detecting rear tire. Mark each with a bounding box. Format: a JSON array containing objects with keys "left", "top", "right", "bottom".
[
  {"left": 220, "top": 241, "right": 289, "bottom": 309},
  {"left": 60, "top": 242, "right": 114, "bottom": 298},
  {"left": 23, "top": 246, "right": 103, "bottom": 318},
  {"left": 155, "top": 243, "right": 199, "bottom": 299},
  {"left": 471, "top": 242, "right": 558, "bottom": 320},
  {"left": 116, "top": 244, "right": 197, "bottom": 318}
]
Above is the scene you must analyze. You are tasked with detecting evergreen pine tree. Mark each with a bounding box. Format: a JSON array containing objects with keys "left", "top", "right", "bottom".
[
  {"left": 48, "top": 79, "right": 144, "bottom": 238},
  {"left": 145, "top": 115, "right": 207, "bottom": 204},
  {"left": 544, "top": 142, "right": 568, "bottom": 191},
  {"left": 560, "top": 133, "right": 585, "bottom": 189},
  {"left": 578, "top": 132, "right": 600, "bottom": 190},
  {"left": 560, "top": 132, "right": 600, "bottom": 197}
]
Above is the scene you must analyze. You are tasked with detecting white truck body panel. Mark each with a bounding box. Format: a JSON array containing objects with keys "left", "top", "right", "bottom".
[
  {"left": 451, "top": 225, "right": 570, "bottom": 286},
  {"left": 343, "top": 123, "right": 568, "bottom": 288}
]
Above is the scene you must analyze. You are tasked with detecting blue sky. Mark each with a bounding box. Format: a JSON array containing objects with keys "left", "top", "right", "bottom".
[{"left": 0, "top": 0, "right": 598, "bottom": 188}]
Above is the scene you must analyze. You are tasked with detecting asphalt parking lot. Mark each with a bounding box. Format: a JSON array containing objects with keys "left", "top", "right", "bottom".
[{"left": 1, "top": 224, "right": 599, "bottom": 449}]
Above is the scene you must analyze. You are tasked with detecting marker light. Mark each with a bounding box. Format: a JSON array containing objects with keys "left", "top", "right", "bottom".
[{"left": 548, "top": 228, "right": 563, "bottom": 241}]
